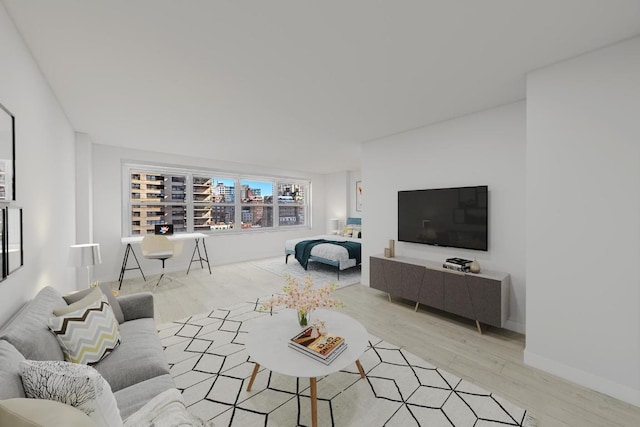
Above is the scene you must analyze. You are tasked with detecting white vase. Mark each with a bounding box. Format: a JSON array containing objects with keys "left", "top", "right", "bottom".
[{"left": 470, "top": 259, "right": 481, "bottom": 274}]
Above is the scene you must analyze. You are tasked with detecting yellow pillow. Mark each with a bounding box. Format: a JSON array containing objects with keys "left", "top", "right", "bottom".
[
  {"left": 0, "top": 398, "right": 96, "bottom": 427},
  {"left": 343, "top": 226, "right": 353, "bottom": 237}
]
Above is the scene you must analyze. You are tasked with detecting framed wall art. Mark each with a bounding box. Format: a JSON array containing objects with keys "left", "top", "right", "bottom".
[
  {"left": 356, "top": 180, "right": 363, "bottom": 212},
  {"left": 0, "top": 102, "right": 15, "bottom": 201}
]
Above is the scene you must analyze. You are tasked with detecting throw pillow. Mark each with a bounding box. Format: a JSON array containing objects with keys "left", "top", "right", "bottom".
[
  {"left": 54, "top": 287, "right": 103, "bottom": 316},
  {"left": 48, "top": 294, "right": 121, "bottom": 365},
  {"left": 63, "top": 283, "right": 125, "bottom": 324},
  {"left": 0, "top": 398, "right": 97, "bottom": 427},
  {"left": 19, "top": 360, "right": 122, "bottom": 427}
]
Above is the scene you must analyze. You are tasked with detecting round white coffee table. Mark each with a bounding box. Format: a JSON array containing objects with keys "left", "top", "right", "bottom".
[{"left": 245, "top": 308, "right": 368, "bottom": 427}]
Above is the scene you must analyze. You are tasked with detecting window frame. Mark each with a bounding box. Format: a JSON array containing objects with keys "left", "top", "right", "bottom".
[{"left": 122, "top": 163, "right": 311, "bottom": 236}]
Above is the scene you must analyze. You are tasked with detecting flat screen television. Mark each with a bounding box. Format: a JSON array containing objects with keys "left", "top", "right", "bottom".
[{"left": 398, "top": 185, "right": 488, "bottom": 251}]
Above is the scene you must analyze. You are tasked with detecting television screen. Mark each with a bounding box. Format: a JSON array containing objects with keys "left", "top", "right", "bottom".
[{"left": 398, "top": 185, "right": 488, "bottom": 251}]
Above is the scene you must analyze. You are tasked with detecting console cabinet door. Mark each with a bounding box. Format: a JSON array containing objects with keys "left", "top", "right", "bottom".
[
  {"left": 467, "top": 276, "right": 502, "bottom": 327},
  {"left": 418, "top": 268, "right": 444, "bottom": 310},
  {"left": 443, "top": 273, "right": 474, "bottom": 319},
  {"left": 400, "top": 263, "right": 423, "bottom": 302},
  {"left": 369, "top": 257, "right": 387, "bottom": 292},
  {"left": 383, "top": 260, "right": 403, "bottom": 297}
]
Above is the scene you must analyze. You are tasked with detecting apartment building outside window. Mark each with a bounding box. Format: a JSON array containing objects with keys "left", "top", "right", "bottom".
[{"left": 124, "top": 165, "right": 310, "bottom": 236}]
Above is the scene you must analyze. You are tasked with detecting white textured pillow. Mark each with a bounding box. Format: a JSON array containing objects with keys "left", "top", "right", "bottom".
[
  {"left": 124, "top": 388, "right": 207, "bottom": 427},
  {"left": 19, "top": 360, "right": 122, "bottom": 427},
  {"left": 48, "top": 293, "right": 121, "bottom": 365}
]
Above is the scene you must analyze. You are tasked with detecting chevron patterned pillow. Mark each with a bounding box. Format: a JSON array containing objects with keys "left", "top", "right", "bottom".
[{"left": 48, "top": 294, "right": 121, "bottom": 365}]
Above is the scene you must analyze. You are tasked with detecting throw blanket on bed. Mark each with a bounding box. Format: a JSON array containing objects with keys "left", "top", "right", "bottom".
[{"left": 294, "top": 239, "right": 361, "bottom": 270}]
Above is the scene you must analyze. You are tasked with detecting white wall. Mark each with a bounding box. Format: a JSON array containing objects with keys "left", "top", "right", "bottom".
[
  {"left": 325, "top": 171, "right": 348, "bottom": 232},
  {"left": 0, "top": 4, "right": 77, "bottom": 325},
  {"left": 362, "top": 102, "right": 527, "bottom": 332},
  {"left": 89, "top": 144, "right": 328, "bottom": 283},
  {"left": 525, "top": 36, "right": 640, "bottom": 405},
  {"left": 324, "top": 170, "right": 362, "bottom": 232}
]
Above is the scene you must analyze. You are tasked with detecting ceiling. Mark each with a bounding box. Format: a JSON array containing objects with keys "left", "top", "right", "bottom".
[{"left": 3, "top": 1, "right": 640, "bottom": 174}]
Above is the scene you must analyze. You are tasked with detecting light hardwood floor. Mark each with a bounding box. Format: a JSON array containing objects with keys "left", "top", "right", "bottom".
[{"left": 112, "top": 259, "right": 640, "bottom": 426}]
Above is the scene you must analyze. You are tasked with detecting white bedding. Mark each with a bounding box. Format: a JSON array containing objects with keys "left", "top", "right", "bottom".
[{"left": 285, "top": 234, "right": 361, "bottom": 270}]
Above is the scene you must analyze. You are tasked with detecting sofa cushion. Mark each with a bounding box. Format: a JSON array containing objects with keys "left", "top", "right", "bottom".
[
  {"left": 19, "top": 360, "right": 123, "bottom": 427},
  {"left": 114, "top": 373, "right": 176, "bottom": 420},
  {"left": 48, "top": 292, "right": 121, "bottom": 365},
  {"left": 0, "top": 286, "right": 65, "bottom": 361},
  {"left": 63, "top": 283, "right": 124, "bottom": 324},
  {"left": 94, "top": 317, "right": 170, "bottom": 392},
  {"left": 0, "top": 398, "right": 97, "bottom": 427},
  {"left": 0, "top": 340, "right": 26, "bottom": 399}
]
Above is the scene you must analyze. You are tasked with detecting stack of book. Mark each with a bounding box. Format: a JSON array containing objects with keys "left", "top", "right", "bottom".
[
  {"left": 288, "top": 327, "right": 347, "bottom": 365},
  {"left": 442, "top": 257, "right": 472, "bottom": 272}
]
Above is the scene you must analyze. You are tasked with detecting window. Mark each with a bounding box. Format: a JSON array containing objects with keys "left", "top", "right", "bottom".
[
  {"left": 277, "top": 182, "right": 306, "bottom": 227},
  {"left": 240, "top": 179, "right": 273, "bottom": 229},
  {"left": 124, "top": 164, "right": 310, "bottom": 236},
  {"left": 193, "top": 176, "right": 235, "bottom": 232}
]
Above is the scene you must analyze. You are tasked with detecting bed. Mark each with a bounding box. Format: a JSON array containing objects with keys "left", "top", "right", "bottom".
[{"left": 285, "top": 217, "right": 362, "bottom": 277}]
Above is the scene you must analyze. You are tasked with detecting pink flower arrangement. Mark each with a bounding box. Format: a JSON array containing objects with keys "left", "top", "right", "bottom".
[{"left": 262, "top": 274, "right": 344, "bottom": 316}]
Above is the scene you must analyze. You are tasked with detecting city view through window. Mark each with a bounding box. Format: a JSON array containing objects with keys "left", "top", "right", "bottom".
[{"left": 129, "top": 169, "right": 308, "bottom": 235}]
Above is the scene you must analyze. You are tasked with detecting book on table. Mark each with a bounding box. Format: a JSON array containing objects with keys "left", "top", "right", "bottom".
[{"left": 289, "top": 326, "right": 347, "bottom": 364}]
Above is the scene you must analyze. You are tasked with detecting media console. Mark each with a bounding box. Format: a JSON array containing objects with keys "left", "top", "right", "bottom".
[{"left": 369, "top": 255, "right": 510, "bottom": 333}]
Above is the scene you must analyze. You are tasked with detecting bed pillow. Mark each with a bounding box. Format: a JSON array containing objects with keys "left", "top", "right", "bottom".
[
  {"left": 342, "top": 226, "right": 354, "bottom": 237},
  {"left": 48, "top": 292, "right": 121, "bottom": 365},
  {"left": 19, "top": 360, "right": 122, "bottom": 427}
]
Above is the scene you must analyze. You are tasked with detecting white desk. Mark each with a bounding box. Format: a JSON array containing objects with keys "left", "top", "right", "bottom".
[
  {"left": 118, "top": 232, "right": 211, "bottom": 289},
  {"left": 245, "top": 309, "right": 368, "bottom": 427}
]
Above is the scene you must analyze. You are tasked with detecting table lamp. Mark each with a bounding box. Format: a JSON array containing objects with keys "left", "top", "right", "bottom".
[
  {"left": 69, "top": 243, "right": 102, "bottom": 287},
  {"left": 329, "top": 218, "right": 340, "bottom": 235}
]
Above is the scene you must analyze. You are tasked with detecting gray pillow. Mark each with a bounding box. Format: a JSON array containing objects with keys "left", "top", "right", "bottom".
[
  {"left": 0, "top": 286, "right": 66, "bottom": 361},
  {"left": 0, "top": 340, "right": 26, "bottom": 399},
  {"left": 63, "top": 283, "right": 124, "bottom": 324}
]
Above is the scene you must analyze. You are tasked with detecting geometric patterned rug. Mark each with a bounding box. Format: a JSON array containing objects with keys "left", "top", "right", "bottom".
[{"left": 159, "top": 298, "right": 537, "bottom": 427}]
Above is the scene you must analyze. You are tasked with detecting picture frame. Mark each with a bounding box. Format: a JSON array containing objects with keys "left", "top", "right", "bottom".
[
  {"left": 6, "top": 206, "right": 23, "bottom": 275},
  {"left": 356, "top": 181, "right": 363, "bottom": 212},
  {"left": 0, "top": 102, "right": 15, "bottom": 201}
]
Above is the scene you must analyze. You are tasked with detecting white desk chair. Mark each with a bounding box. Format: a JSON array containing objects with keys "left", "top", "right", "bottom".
[{"left": 141, "top": 235, "right": 184, "bottom": 289}]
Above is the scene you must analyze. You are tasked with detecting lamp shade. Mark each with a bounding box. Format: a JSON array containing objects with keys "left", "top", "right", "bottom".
[
  {"left": 69, "top": 243, "right": 102, "bottom": 267},
  {"left": 329, "top": 218, "right": 340, "bottom": 232}
]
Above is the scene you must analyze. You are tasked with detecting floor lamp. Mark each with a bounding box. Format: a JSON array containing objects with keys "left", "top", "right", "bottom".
[{"left": 69, "top": 243, "right": 102, "bottom": 288}]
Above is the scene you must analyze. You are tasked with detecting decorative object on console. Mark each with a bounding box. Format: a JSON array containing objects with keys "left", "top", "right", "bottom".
[
  {"left": 69, "top": 243, "right": 102, "bottom": 288},
  {"left": 383, "top": 239, "right": 395, "bottom": 258},
  {"left": 443, "top": 257, "right": 472, "bottom": 272},
  {"left": 470, "top": 258, "right": 481, "bottom": 273},
  {"left": 261, "top": 274, "right": 344, "bottom": 327}
]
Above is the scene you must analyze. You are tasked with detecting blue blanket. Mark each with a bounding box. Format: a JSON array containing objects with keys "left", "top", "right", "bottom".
[{"left": 294, "top": 239, "right": 361, "bottom": 270}]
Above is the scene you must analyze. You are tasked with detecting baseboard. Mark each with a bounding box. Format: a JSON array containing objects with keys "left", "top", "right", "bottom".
[
  {"left": 504, "top": 319, "right": 525, "bottom": 334},
  {"left": 524, "top": 348, "right": 640, "bottom": 407}
]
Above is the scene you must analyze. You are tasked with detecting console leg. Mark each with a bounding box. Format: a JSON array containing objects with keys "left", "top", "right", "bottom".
[
  {"left": 387, "top": 293, "right": 391, "bottom": 302},
  {"left": 475, "top": 320, "right": 483, "bottom": 334},
  {"left": 414, "top": 301, "right": 420, "bottom": 312}
]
